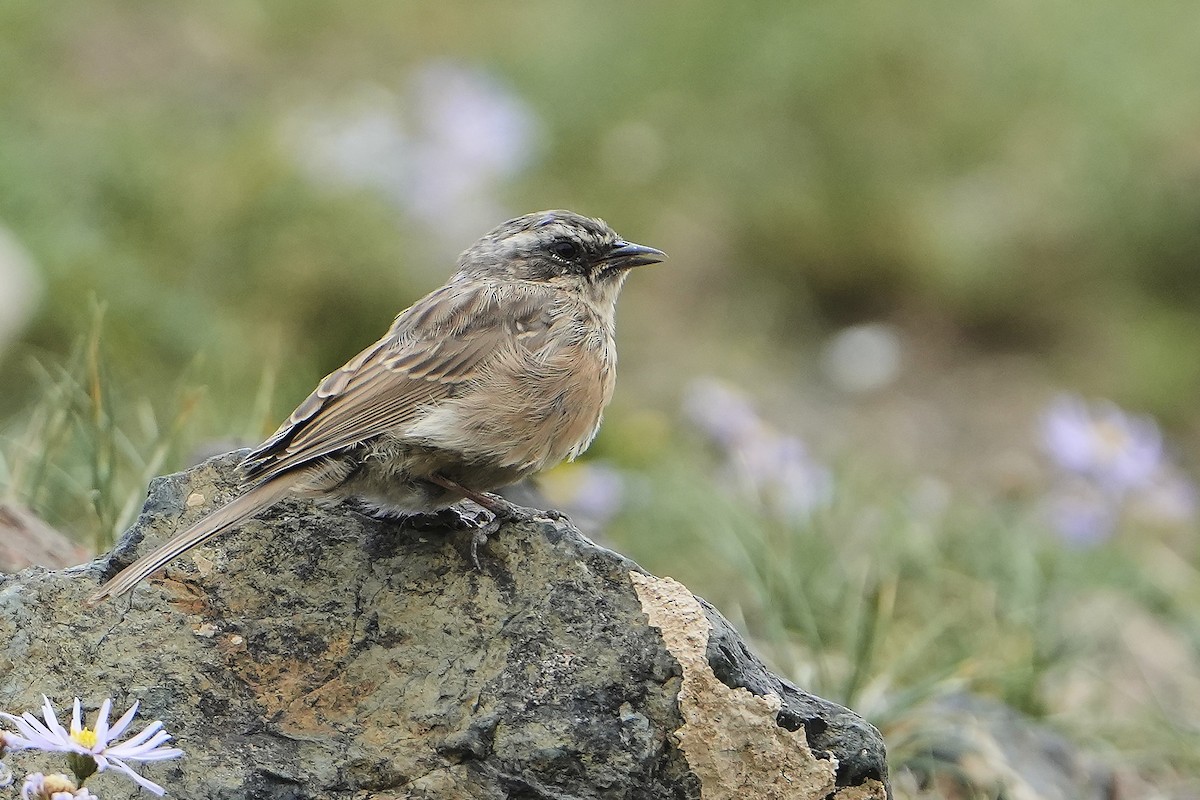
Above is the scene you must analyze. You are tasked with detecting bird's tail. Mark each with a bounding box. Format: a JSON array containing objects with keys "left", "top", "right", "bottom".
[{"left": 86, "top": 475, "right": 300, "bottom": 605}]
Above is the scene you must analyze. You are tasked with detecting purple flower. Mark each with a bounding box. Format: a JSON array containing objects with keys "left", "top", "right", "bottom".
[
  {"left": 725, "top": 434, "right": 833, "bottom": 521},
  {"left": 1040, "top": 395, "right": 1165, "bottom": 494},
  {"left": 683, "top": 378, "right": 832, "bottom": 520},
  {"left": 1037, "top": 394, "right": 1197, "bottom": 544},
  {"left": 682, "top": 378, "right": 765, "bottom": 450},
  {"left": 406, "top": 61, "right": 538, "bottom": 238},
  {"left": 2, "top": 697, "right": 183, "bottom": 796},
  {"left": 1045, "top": 484, "right": 1119, "bottom": 547},
  {"left": 564, "top": 462, "right": 626, "bottom": 526},
  {"left": 284, "top": 61, "right": 540, "bottom": 245}
]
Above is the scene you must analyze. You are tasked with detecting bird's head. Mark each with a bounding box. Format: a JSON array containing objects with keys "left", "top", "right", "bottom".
[{"left": 457, "top": 210, "right": 666, "bottom": 308}]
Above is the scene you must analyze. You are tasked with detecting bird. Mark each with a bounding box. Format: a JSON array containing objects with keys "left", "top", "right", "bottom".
[{"left": 87, "top": 210, "right": 666, "bottom": 604}]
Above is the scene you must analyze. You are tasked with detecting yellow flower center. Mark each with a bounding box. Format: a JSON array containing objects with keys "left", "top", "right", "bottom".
[
  {"left": 1093, "top": 420, "right": 1131, "bottom": 462},
  {"left": 72, "top": 726, "right": 98, "bottom": 749}
]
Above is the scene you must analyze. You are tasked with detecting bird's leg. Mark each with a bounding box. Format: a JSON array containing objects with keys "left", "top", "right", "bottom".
[
  {"left": 428, "top": 476, "right": 572, "bottom": 524},
  {"left": 427, "top": 475, "right": 538, "bottom": 569},
  {"left": 428, "top": 475, "right": 528, "bottom": 520}
]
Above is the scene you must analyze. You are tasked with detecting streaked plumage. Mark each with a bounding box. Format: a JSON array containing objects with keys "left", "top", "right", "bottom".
[{"left": 88, "top": 210, "right": 665, "bottom": 604}]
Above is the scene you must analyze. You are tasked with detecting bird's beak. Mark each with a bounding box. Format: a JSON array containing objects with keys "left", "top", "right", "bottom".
[{"left": 603, "top": 240, "right": 668, "bottom": 270}]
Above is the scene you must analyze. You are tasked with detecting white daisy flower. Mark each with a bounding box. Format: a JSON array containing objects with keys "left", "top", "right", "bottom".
[{"left": 2, "top": 697, "right": 182, "bottom": 796}]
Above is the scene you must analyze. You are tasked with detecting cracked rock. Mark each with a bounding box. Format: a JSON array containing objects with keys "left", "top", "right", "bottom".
[{"left": 0, "top": 452, "right": 889, "bottom": 799}]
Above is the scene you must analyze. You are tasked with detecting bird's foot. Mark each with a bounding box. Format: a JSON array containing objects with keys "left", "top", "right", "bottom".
[
  {"left": 431, "top": 472, "right": 568, "bottom": 519},
  {"left": 454, "top": 499, "right": 571, "bottom": 568},
  {"left": 460, "top": 491, "right": 528, "bottom": 520},
  {"left": 457, "top": 496, "right": 534, "bottom": 570},
  {"left": 424, "top": 476, "right": 569, "bottom": 568},
  {"left": 391, "top": 505, "right": 493, "bottom": 570},
  {"left": 466, "top": 492, "right": 570, "bottom": 523},
  {"left": 465, "top": 514, "right": 499, "bottom": 572},
  {"left": 350, "top": 491, "right": 564, "bottom": 569}
]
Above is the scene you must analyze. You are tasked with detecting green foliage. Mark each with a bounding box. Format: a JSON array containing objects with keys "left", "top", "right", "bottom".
[
  {"left": 1, "top": 306, "right": 206, "bottom": 551},
  {"left": 610, "top": 452, "right": 1051, "bottom": 716},
  {"left": 2, "top": 1, "right": 1200, "bottom": 421}
]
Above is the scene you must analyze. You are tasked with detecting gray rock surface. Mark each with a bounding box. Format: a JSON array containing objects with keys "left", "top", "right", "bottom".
[
  {"left": 0, "top": 452, "right": 889, "bottom": 799},
  {"left": 888, "top": 693, "right": 1154, "bottom": 800}
]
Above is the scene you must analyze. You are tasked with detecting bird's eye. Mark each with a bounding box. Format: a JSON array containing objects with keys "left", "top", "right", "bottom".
[{"left": 548, "top": 239, "right": 582, "bottom": 261}]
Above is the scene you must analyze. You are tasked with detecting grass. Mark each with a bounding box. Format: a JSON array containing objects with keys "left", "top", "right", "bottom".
[{"left": 1, "top": 308, "right": 205, "bottom": 552}]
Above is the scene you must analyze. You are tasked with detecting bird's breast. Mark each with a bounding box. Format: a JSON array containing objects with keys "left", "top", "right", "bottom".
[{"left": 405, "top": 321, "right": 616, "bottom": 473}]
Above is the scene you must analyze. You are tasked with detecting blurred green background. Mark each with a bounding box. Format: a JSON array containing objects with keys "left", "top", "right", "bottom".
[
  {"left": 3, "top": 2, "right": 1200, "bottom": 795},
  {"left": 5, "top": 0, "right": 1200, "bottom": 422}
]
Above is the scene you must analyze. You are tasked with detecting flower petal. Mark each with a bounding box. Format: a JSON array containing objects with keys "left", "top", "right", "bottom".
[
  {"left": 106, "top": 700, "right": 140, "bottom": 743},
  {"left": 111, "top": 720, "right": 164, "bottom": 752},
  {"left": 128, "top": 746, "right": 185, "bottom": 762},
  {"left": 41, "top": 697, "right": 69, "bottom": 741},
  {"left": 109, "top": 728, "right": 183, "bottom": 761},
  {"left": 18, "top": 711, "right": 57, "bottom": 739},
  {"left": 92, "top": 699, "right": 113, "bottom": 748},
  {"left": 2, "top": 711, "right": 70, "bottom": 752},
  {"left": 106, "top": 756, "right": 167, "bottom": 796}
]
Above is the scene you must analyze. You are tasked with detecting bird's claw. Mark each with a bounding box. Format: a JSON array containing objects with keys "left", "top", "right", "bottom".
[
  {"left": 397, "top": 497, "right": 559, "bottom": 571},
  {"left": 468, "top": 518, "right": 499, "bottom": 571}
]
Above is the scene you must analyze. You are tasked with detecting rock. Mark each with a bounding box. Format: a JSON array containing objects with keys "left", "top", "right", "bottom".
[
  {"left": 0, "top": 452, "right": 889, "bottom": 799},
  {"left": 889, "top": 693, "right": 1156, "bottom": 800}
]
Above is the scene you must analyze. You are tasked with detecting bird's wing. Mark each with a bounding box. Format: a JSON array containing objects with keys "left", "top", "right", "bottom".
[{"left": 242, "top": 281, "right": 553, "bottom": 484}]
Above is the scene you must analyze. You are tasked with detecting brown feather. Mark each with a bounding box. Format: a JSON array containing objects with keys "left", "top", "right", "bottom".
[
  {"left": 241, "top": 284, "right": 507, "bottom": 483},
  {"left": 86, "top": 473, "right": 302, "bottom": 605}
]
